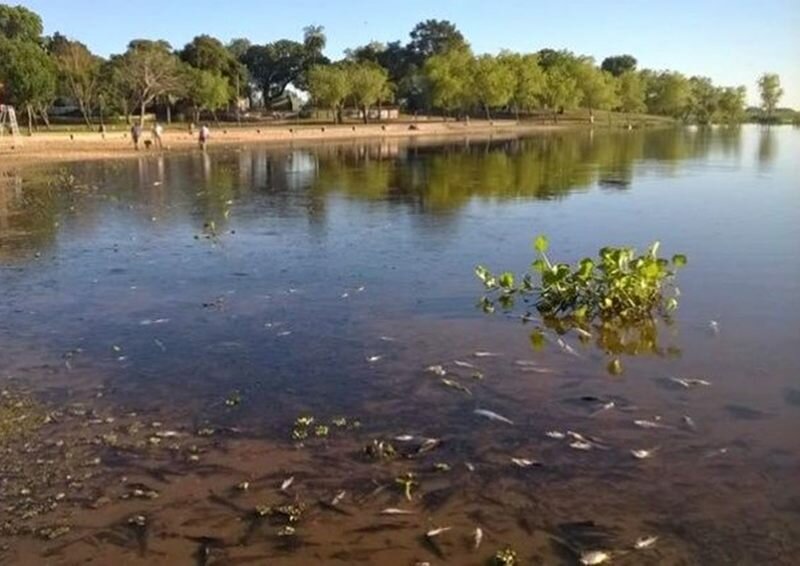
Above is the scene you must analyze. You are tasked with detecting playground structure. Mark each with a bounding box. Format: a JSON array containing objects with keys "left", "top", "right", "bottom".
[{"left": 0, "top": 104, "right": 22, "bottom": 145}]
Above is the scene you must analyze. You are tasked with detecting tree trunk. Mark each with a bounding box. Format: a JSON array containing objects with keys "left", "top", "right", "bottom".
[
  {"left": 362, "top": 105, "right": 368, "bottom": 124},
  {"left": 335, "top": 106, "right": 342, "bottom": 125},
  {"left": 38, "top": 106, "right": 51, "bottom": 130},
  {"left": 139, "top": 101, "right": 146, "bottom": 126},
  {"left": 26, "top": 105, "right": 33, "bottom": 136},
  {"left": 79, "top": 100, "right": 93, "bottom": 130},
  {"left": 166, "top": 103, "right": 172, "bottom": 124},
  {"left": 484, "top": 104, "right": 491, "bottom": 121},
  {"left": 514, "top": 105, "right": 520, "bottom": 122},
  {"left": 212, "top": 110, "right": 220, "bottom": 127},
  {"left": 589, "top": 107, "right": 595, "bottom": 125}
]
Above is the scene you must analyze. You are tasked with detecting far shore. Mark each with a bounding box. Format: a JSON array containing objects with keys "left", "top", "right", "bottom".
[{"left": 0, "top": 119, "right": 583, "bottom": 168}]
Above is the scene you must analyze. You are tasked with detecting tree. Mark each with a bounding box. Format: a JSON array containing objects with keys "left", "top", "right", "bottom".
[
  {"left": 471, "top": 54, "right": 513, "bottom": 120},
  {"left": 180, "top": 35, "right": 236, "bottom": 76},
  {"left": 616, "top": 71, "right": 646, "bottom": 117},
  {"left": 0, "top": 37, "right": 57, "bottom": 133},
  {"left": 0, "top": 4, "right": 43, "bottom": 42},
  {"left": 242, "top": 40, "right": 306, "bottom": 103},
  {"left": 227, "top": 38, "right": 252, "bottom": 60},
  {"left": 498, "top": 52, "right": 544, "bottom": 119},
  {"left": 346, "top": 62, "right": 390, "bottom": 123},
  {"left": 539, "top": 61, "right": 580, "bottom": 122},
  {"left": 601, "top": 55, "right": 637, "bottom": 77},
  {"left": 407, "top": 19, "right": 466, "bottom": 63},
  {"left": 758, "top": 73, "right": 783, "bottom": 121},
  {"left": 688, "top": 76, "right": 718, "bottom": 125},
  {"left": 645, "top": 71, "right": 691, "bottom": 118},
  {"left": 423, "top": 46, "right": 474, "bottom": 116},
  {"left": 49, "top": 34, "right": 102, "bottom": 128},
  {"left": 183, "top": 67, "right": 230, "bottom": 123},
  {"left": 303, "top": 25, "right": 326, "bottom": 66},
  {"left": 120, "top": 40, "right": 184, "bottom": 125},
  {"left": 575, "top": 63, "right": 617, "bottom": 121},
  {"left": 715, "top": 86, "right": 746, "bottom": 124},
  {"left": 307, "top": 64, "right": 349, "bottom": 123}
]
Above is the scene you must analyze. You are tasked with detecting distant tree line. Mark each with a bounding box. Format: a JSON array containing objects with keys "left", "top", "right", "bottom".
[{"left": 0, "top": 4, "right": 792, "bottom": 133}]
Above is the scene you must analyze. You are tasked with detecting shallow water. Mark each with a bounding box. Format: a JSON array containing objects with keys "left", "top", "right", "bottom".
[{"left": 1, "top": 126, "right": 799, "bottom": 565}]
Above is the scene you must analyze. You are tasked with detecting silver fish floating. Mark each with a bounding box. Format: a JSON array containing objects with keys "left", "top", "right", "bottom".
[
  {"left": 545, "top": 431, "right": 565, "bottom": 439},
  {"left": 630, "top": 447, "right": 659, "bottom": 459},
  {"left": 634, "top": 535, "right": 658, "bottom": 549},
  {"left": 366, "top": 355, "right": 383, "bottom": 363},
  {"left": 556, "top": 337, "right": 581, "bottom": 357},
  {"left": 426, "top": 364, "right": 446, "bottom": 376},
  {"left": 454, "top": 360, "right": 476, "bottom": 369},
  {"left": 426, "top": 526, "right": 452, "bottom": 538},
  {"left": 139, "top": 318, "right": 170, "bottom": 326},
  {"left": 380, "top": 508, "right": 415, "bottom": 515},
  {"left": 580, "top": 550, "right": 611, "bottom": 565},
  {"left": 394, "top": 435, "right": 416, "bottom": 442},
  {"left": 474, "top": 351, "right": 501, "bottom": 358},
  {"left": 474, "top": 409, "right": 514, "bottom": 425},
  {"left": 633, "top": 419, "right": 669, "bottom": 429},
  {"left": 511, "top": 457, "right": 541, "bottom": 468},
  {"left": 276, "top": 330, "right": 292, "bottom": 337},
  {"left": 441, "top": 378, "right": 472, "bottom": 396},
  {"left": 569, "top": 441, "right": 593, "bottom": 451},
  {"left": 682, "top": 415, "right": 697, "bottom": 431},
  {"left": 573, "top": 327, "right": 592, "bottom": 339},
  {"left": 473, "top": 527, "right": 483, "bottom": 550},
  {"left": 518, "top": 367, "right": 557, "bottom": 374},
  {"left": 669, "top": 376, "right": 711, "bottom": 388},
  {"left": 331, "top": 491, "right": 346, "bottom": 506},
  {"left": 280, "top": 476, "right": 295, "bottom": 491}
]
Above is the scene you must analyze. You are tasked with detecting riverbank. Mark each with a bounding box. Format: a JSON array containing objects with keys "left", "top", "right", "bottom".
[{"left": 0, "top": 120, "right": 576, "bottom": 168}]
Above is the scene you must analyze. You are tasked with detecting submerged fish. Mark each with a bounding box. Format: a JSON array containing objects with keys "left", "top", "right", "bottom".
[
  {"left": 380, "top": 508, "right": 415, "bottom": 515},
  {"left": 473, "top": 527, "right": 483, "bottom": 550},
  {"left": 580, "top": 550, "right": 611, "bottom": 565},
  {"left": 473, "top": 351, "right": 501, "bottom": 358},
  {"left": 634, "top": 535, "right": 658, "bottom": 549},
  {"left": 630, "top": 447, "right": 659, "bottom": 459},
  {"left": 441, "top": 378, "right": 472, "bottom": 396},
  {"left": 474, "top": 409, "right": 514, "bottom": 425},
  {"left": 426, "top": 526, "right": 452, "bottom": 538},
  {"left": 280, "top": 476, "right": 295, "bottom": 491}
]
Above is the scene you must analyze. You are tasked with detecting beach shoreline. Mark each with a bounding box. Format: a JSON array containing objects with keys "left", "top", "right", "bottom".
[{"left": 1, "top": 120, "right": 574, "bottom": 168}]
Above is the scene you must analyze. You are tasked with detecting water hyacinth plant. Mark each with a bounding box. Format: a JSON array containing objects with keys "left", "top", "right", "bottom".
[{"left": 476, "top": 235, "right": 686, "bottom": 324}]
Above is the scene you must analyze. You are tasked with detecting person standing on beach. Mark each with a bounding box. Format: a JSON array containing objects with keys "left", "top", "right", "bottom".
[
  {"left": 131, "top": 123, "right": 142, "bottom": 150},
  {"left": 152, "top": 122, "right": 164, "bottom": 150},
  {"left": 199, "top": 124, "right": 210, "bottom": 150}
]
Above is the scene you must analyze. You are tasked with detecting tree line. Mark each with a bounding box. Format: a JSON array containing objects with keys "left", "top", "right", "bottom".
[{"left": 0, "top": 4, "right": 789, "bottom": 133}]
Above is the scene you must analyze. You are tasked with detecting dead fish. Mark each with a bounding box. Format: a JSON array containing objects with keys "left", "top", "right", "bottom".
[
  {"left": 356, "top": 286, "right": 366, "bottom": 292},
  {"left": 394, "top": 435, "right": 416, "bottom": 442},
  {"left": 465, "top": 462, "right": 475, "bottom": 472},
  {"left": 580, "top": 550, "right": 611, "bottom": 565},
  {"left": 515, "top": 360, "right": 540, "bottom": 366},
  {"left": 682, "top": 415, "right": 697, "bottom": 430},
  {"left": 569, "top": 441, "right": 593, "bottom": 451},
  {"left": 417, "top": 437, "right": 441, "bottom": 454},
  {"left": 366, "top": 355, "right": 382, "bottom": 363},
  {"left": 341, "top": 292, "right": 350, "bottom": 298},
  {"left": 441, "top": 378, "right": 472, "bottom": 396},
  {"left": 139, "top": 318, "right": 170, "bottom": 325},
  {"left": 331, "top": 491, "right": 346, "bottom": 505},
  {"left": 705, "top": 447, "right": 728, "bottom": 458},
  {"left": 708, "top": 320, "right": 720, "bottom": 335},
  {"left": 474, "top": 409, "right": 514, "bottom": 425},
  {"left": 154, "top": 430, "right": 181, "bottom": 438},
  {"left": 566, "top": 431, "right": 590, "bottom": 442},
  {"left": 473, "top": 527, "right": 483, "bottom": 550},
  {"left": 379, "top": 336, "right": 396, "bottom": 342},
  {"left": 518, "top": 366, "right": 557, "bottom": 374},
  {"left": 380, "top": 508, "right": 415, "bottom": 515},
  {"left": 556, "top": 337, "right": 581, "bottom": 357},
  {"left": 670, "top": 376, "right": 711, "bottom": 388},
  {"left": 426, "top": 364, "right": 446, "bottom": 376},
  {"left": 511, "top": 457, "right": 541, "bottom": 468},
  {"left": 634, "top": 535, "right": 658, "bottom": 549},
  {"left": 545, "top": 431, "right": 565, "bottom": 439},
  {"left": 426, "top": 526, "right": 452, "bottom": 538},
  {"left": 454, "top": 360, "right": 476, "bottom": 369},
  {"left": 280, "top": 476, "right": 294, "bottom": 491},
  {"left": 633, "top": 419, "right": 669, "bottom": 429},
  {"left": 473, "top": 351, "right": 500, "bottom": 357},
  {"left": 590, "top": 401, "right": 616, "bottom": 416},
  {"left": 573, "top": 327, "right": 592, "bottom": 339},
  {"left": 276, "top": 330, "right": 292, "bottom": 337},
  {"left": 153, "top": 338, "right": 166, "bottom": 352},
  {"left": 630, "top": 447, "right": 659, "bottom": 459}
]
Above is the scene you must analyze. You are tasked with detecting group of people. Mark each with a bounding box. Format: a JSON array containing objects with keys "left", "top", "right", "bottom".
[{"left": 130, "top": 123, "right": 210, "bottom": 151}]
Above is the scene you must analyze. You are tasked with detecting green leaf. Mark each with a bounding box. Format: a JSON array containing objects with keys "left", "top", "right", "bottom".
[
  {"left": 533, "top": 234, "right": 549, "bottom": 254},
  {"left": 672, "top": 254, "right": 687, "bottom": 268},
  {"left": 607, "top": 358, "right": 623, "bottom": 375},
  {"left": 531, "top": 258, "right": 548, "bottom": 273},
  {"left": 529, "top": 329, "right": 545, "bottom": 351},
  {"left": 498, "top": 272, "right": 515, "bottom": 289}
]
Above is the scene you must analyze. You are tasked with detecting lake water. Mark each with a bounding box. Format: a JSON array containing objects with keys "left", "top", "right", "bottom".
[{"left": 1, "top": 126, "right": 798, "bottom": 565}]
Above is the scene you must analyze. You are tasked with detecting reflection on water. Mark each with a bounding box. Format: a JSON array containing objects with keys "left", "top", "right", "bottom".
[{"left": 1, "top": 126, "right": 799, "bottom": 564}]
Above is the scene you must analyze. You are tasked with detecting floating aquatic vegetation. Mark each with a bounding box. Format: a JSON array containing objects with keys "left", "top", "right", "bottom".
[
  {"left": 277, "top": 525, "right": 296, "bottom": 536},
  {"left": 224, "top": 392, "right": 241, "bottom": 407},
  {"left": 314, "top": 425, "right": 329, "bottom": 437},
  {"left": 580, "top": 550, "right": 611, "bottom": 565},
  {"left": 493, "top": 547, "right": 518, "bottom": 565},
  {"left": 331, "top": 417, "right": 348, "bottom": 427},
  {"left": 634, "top": 535, "right": 658, "bottom": 549},
  {"left": 395, "top": 472, "right": 418, "bottom": 501},
  {"left": 474, "top": 409, "right": 514, "bottom": 425},
  {"left": 364, "top": 439, "right": 397, "bottom": 460}
]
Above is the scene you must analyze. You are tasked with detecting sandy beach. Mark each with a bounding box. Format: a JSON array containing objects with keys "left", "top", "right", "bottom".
[{"left": 0, "top": 119, "right": 570, "bottom": 168}]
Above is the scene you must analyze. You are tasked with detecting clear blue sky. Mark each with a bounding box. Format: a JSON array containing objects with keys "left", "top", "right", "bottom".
[{"left": 20, "top": 0, "right": 800, "bottom": 107}]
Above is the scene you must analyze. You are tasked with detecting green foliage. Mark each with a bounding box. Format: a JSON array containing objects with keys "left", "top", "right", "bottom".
[
  {"left": 540, "top": 62, "right": 580, "bottom": 117},
  {"left": 498, "top": 52, "right": 544, "bottom": 114},
  {"left": 616, "top": 71, "right": 646, "bottom": 115},
  {"left": 345, "top": 62, "right": 391, "bottom": 122},
  {"left": 0, "top": 4, "right": 42, "bottom": 42},
  {"left": 471, "top": 54, "right": 514, "bottom": 118},
  {"left": 0, "top": 37, "right": 57, "bottom": 109},
  {"left": 476, "top": 235, "right": 686, "bottom": 324},
  {"left": 688, "top": 76, "right": 718, "bottom": 125},
  {"left": 407, "top": 19, "right": 466, "bottom": 63},
  {"left": 423, "top": 45, "right": 474, "bottom": 113},
  {"left": 49, "top": 34, "right": 102, "bottom": 126},
  {"left": 601, "top": 55, "right": 637, "bottom": 77},
  {"left": 644, "top": 71, "right": 692, "bottom": 118},
  {"left": 307, "top": 64, "right": 349, "bottom": 122},
  {"left": 715, "top": 86, "right": 747, "bottom": 124},
  {"left": 757, "top": 73, "right": 783, "bottom": 120},
  {"left": 575, "top": 63, "right": 618, "bottom": 115},
  {"left": 119, "top": 40, "right": 184, "bottom": 123},
  {"left": 185, "top": 68, "right": 231, "bottom": 115}
]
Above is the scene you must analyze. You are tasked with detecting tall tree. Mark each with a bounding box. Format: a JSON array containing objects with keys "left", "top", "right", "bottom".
[
  {"left": 407, "top": 19, "right": 466, "bottom": 63},
  {"left": 307, "top": 64, "right": 349, "bottom": 123},
  {"left": 539, "top": 61, "right": 580, "bottom": 122},
  {"left": 242, "top": 40, "right": 306, "bottom": 104},
  {"left": 0, "top": 37, "right": 57, "bottom": 133},
  {"left": 423, "top": 46, "right": 474, "bottom": 117},
  {"left": 183, "top": 67, "right": 231, "bottom": 124},
  {"left": 471, "top": 54, "right": 514, "bottom": 120},
  {"left": 715, "top": 86, "right": 746, "bottom": 124},
  {"left": 645, "top": 71, "right": 691, "bottom": 118},
  {"left": 226, "top": 38, "right": 252, "bottom": 60},
  {"left": 0, "top": 4, "right": 43, "bottom": 42},
  {"left": 303, "top": 25, "right": 327, "bottom": 66},
  {"left": 120, "top": 40, "right": 184, "bottom": 125},
  {"left": 757, "top": 73, "right": 783, "bottom": 121},
  {"left": 575, "top": 62, "right": 618, "bottom": 121},
  {"left": 616, "top": 71, "right": 646, "bottom": 117},
  {"left": 49, "top": 34, "right": 102, "bottom": 128},
  {"left": 689, "top": 76, "right": 718, "bottom": 125},
  {"left": 498, "top": 52, "right": 544, "bottom": 119},
  {"left": 346, "top": 62, "right": 390, "bottom": 123},
  {"left": 601, "top": 55, "right": 637, "bottom": 77}
]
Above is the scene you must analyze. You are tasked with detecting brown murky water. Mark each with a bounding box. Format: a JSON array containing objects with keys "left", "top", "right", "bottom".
[{"left": 1, "top": 126, "right": 799, "bottom": 565}]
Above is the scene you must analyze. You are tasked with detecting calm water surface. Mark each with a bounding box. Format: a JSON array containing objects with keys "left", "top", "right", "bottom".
[{"left": 1, "top": 126, "right": 798, "bottom": 564}]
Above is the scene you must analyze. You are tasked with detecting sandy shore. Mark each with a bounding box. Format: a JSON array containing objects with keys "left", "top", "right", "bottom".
[{"left": 0, "top": 120, "right": 569, "bottom": 168}]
